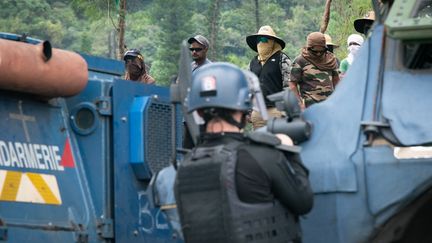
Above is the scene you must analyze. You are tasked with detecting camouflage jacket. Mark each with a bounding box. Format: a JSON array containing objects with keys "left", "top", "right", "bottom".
[{"left": 290, "top": 55, "right": 339, "bottom": 106}]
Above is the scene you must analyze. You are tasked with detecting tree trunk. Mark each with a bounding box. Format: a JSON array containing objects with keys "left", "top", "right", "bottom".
[
  {"left": 209, "top": 0, "right": 221, "bottom": 60},
  {"left": 320, "top": 0, "right": 332, "bottom": 33},
  {"left": 255, "top": 0, "right": 260, "bottom": 30},
  {"left": 118, "top": 0, "right": 126, "bottom": 59}
]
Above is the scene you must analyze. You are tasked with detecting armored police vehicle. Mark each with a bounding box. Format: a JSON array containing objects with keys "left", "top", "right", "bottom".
[
  {"left": 300, "top": 0, "right": 432, "bottom": 242},
  {"left": 0, "top": 32, "right": 182, "bottom": 242},
  {"left": 0, "top": 0, "right": 431, "bottom": 242}
]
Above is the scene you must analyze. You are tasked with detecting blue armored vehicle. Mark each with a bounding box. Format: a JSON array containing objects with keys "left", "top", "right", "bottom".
[
  {"left": 300, "top": 0, "right": 432, "bottom": 242},
  {"left": 0, "top": 0, "right": 431, "bottom": 242},
  {"left": 0, "top": 33, "right": 182, "bottom": 242}
]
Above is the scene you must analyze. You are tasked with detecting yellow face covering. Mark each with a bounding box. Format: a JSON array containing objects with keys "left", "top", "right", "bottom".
[{"left": 257, "top": 39, "right": 282, "bottom": 64}]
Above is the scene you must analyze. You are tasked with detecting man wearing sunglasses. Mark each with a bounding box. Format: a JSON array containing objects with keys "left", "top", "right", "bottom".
[
  {"left": 246, "top": 25, "right": 291, "bottom": 129},
  {"left": 289, "top": 32, "right": 340, "bottom": 109},
  {"left": 182, "top": 35, "right": 212, "bottom": 150},
  {"left": 188, "top": 35, "right": 212, "bottom": 73}
]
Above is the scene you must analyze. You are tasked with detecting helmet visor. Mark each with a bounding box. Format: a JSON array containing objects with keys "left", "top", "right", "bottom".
[{"left": 243, "top": 70, "right": 268, "bottom": 121}]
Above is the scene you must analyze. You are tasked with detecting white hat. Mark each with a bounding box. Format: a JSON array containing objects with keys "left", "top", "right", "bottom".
[{"left": 347, "top": 34, "right": 364, "bottom": 46}]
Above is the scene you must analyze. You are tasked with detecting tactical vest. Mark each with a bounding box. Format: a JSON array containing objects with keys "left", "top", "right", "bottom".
[
  {"left": 175, "top": 139, "right": 301, "bottom": 243},
  {"left": 250, "top": 51, "right": 284, "bottom": 107}
]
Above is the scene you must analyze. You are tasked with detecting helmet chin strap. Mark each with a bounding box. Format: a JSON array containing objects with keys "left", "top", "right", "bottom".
[
  {"left": 202, "top": 109, "right": 247, "bottom": 130},
  {"left": 222, "top": 113, "right": 247, "bottom": 130}
]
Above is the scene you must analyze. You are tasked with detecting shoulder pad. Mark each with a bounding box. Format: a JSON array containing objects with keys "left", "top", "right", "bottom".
[
  {"left": 191, "top": 145, "right": 225, "bottom": 160},
  {"left": 248, "top": 131, "right": 280, "bottom": 145},
  {"left": 247, "top": 131, "right": 301, "bottom": 153}
]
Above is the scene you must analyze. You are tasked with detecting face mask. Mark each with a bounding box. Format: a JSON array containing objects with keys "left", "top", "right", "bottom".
[
  {"left": 257, "top": 38, "right": 275, "bottom": 61},
  {"left": 348, "top": 45, "right": 361, "bottom": 56},
  {"left": 127, "top": 63, "right": 143, "bottom": 77},
  {"left": 347, "top": 45, "right": 361, "bottom": 65}
]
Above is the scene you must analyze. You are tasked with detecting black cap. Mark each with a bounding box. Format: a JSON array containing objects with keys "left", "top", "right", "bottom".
[{"left": 123, "top": 49, "right": 143, "bottom": 61}]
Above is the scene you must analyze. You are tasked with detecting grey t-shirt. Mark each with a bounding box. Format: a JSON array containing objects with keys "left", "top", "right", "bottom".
[{"left": 191, "top": 58, "right": 212, "bottom": 73}]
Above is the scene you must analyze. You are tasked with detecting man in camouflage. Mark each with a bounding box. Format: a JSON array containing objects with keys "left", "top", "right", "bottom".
[{"left": 289, "top": 32, "right": 339, "bottom": 109}]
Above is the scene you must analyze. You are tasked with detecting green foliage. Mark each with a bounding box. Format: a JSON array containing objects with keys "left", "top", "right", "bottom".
[
  {"left": 283, "top": 4, "right": 324, "bottom": 59},
  {"left": 125, "top": 10, "right": 160, "bottom": 65},
  {"left": 326, "top": 0, "right": 372, "bottom": 60},
  {"left": 147, "top": 0, "right": 195, "bottom": 86}
]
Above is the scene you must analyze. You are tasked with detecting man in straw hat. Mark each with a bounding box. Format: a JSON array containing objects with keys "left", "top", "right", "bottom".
[
  {"left": 289, "top": 32, "right": 340, "bottom": 109},
  {"left": 246, "top": 25, "right": 291, "bottom": 129},
  {"left": 324, "top": 34, "right": 339, "bottom": 53},
  {"left": 354, "top": 10, "right": 375, "bottom": 36},
  {"left": 324, "top": 33, "right": 340, "bottom": 67}
]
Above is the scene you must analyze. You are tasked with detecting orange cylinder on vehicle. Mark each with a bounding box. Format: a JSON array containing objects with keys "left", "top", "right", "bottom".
[{"left": 0, "top": 38, "right": 88, "bottom": 98}]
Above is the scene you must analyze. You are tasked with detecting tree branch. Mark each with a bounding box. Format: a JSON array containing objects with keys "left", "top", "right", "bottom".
[{"left": 320, "top": 0, "right": 332, "bottom": 33}]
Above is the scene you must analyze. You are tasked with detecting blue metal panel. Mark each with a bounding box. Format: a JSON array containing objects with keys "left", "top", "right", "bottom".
[
  {"left": 364, "top": 146, "right": 432, "bottom": 215},
  {"left": 129, "top": 96, "right": 152, "bottom": 180},
  {"left": 0, "top": 92, "right": 99, "bottom": 242},
  {"left": 113, "top": 79, "right": 183, "bottom": 243},
  {"left": 80, "top": 53, "right": 125, "bottom": 77},
  {"left": 0, "top": 32, "right": 42, "bottom": 44},
  {"left": 66, "top": 79, "right": 113, "bottom": 226},
  {"left": 301, "top": 25, "right": 386, "bottom": 243},
  {"left": 382, "top": 70, "right": 432, "bottom": 145}
]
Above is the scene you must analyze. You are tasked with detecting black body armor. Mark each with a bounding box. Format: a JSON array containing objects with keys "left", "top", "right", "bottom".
[{"left": 175, "top": 139, "right": 301, "bottom": 243}]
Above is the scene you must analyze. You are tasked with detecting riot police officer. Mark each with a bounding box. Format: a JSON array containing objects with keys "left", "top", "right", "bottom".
[{"left": 175, "top": 62, "right": 313, "bottom": 243}]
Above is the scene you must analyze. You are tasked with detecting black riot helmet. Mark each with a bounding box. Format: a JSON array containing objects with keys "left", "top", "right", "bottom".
[{"left": 187, "top": 62, "right": 251, "bottom": 113}]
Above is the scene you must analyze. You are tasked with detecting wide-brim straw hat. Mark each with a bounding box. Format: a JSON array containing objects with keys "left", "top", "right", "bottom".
[
  {"left": 324, "top": 34, "right": 339, "bottom": 48},
  {"left": 246, "top": 25, "right": 286, "bottom": 52},
  {"left": 354, "top": 11, "right": 375, "bottom": 34}
]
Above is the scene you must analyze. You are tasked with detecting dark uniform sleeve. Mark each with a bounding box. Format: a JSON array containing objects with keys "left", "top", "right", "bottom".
[
  {"left": 238, "top": 145, "right": 313, "bottom": 215},
  {"left": 271, "top": 152, "right": 314, "bottom": 215}
]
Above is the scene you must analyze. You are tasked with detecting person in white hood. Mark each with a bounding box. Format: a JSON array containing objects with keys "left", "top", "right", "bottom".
[{"left": 339, "top": 34, "right": 364, "bottom": 79}]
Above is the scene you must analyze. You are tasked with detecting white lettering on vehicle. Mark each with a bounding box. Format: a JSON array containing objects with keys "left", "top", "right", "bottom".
[{"left": 0, "top": 140, "right": 64, "bottom": 171}]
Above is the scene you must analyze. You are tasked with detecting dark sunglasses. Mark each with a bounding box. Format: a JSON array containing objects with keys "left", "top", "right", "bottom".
[
  {"left": 189, "top": 48, "right": 203, "bottom": 52},
  {"left": 308, "top": 48, "right": 327, "bottom": 54},
  {"left": 258, "top": 36, "right": 269, "bottom": 43}
]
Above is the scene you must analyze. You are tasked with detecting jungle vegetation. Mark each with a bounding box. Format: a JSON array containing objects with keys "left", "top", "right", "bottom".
[{"left": 0, "top": 0, "right": 371, "bottom": 86}]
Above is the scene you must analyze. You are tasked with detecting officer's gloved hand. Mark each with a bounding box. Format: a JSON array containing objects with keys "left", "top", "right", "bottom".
[{"left": 275, "top": 133, "right": 294, "bottom": 146}]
